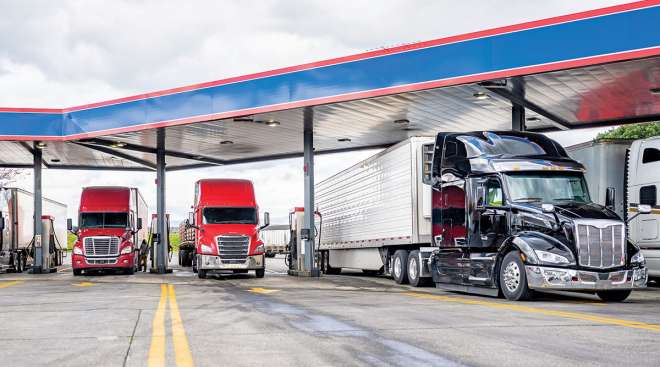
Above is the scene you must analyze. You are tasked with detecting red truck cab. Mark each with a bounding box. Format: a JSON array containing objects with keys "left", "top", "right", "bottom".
[
  {"left": 69, "top": 187, "right": 148, "bottom": 276},
  {"left": 188, "top": 179, "right": 268, "bottom": 278}
]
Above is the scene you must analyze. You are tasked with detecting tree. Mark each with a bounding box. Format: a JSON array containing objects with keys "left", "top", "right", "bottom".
[
  {"left": 0, "top": 168, "right": 27, "bottom": 187},
  {"left": 596, "top": 121, "right": 660, "bottom": 140}
]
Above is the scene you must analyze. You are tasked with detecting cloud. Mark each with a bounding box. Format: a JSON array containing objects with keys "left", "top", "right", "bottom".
[{"left": 1, "top": 0, "right": 628, "bottom": 226}]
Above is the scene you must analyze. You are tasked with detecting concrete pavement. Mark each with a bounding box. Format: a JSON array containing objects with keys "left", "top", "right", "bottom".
[{"left": 1, "top": 255, "right": 659, "bottom": 367}]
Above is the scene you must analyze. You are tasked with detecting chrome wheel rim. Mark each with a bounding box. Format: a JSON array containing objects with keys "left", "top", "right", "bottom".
[
  {"left": 408, "top": 258, "right": 418, "bottom": 281},
  {"left": 503, "top": 261, "right": 521, "bottom": 293},
  {"left": 394, "top": 257, "right": 402, "bottom": 279}
]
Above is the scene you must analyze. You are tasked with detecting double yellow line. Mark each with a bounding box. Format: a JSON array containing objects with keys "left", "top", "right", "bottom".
[{"left": 148, "top": 284, "right": 195, "bottom": 367}]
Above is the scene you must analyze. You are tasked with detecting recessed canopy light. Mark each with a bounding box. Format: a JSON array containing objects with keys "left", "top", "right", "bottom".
[
  {"left": 110, "top": 141, "right": 127, "bottom": 148},
  {"left": 110, "top": 156, "right": 120, "bottom": 160},
  {"left": 473, "top": 92, "right": 490, "bottom": 100},
  {"left": 51, "top": 158, "right": 61, "bottom": 163},
  {"left": 526, "top": 117, "right": 541, "bottom": 122},
  {"left": 266, "top": 120, "right": 281, "bottom": 127},
  {"left": 220, "top": 140, "right": 234, "bottom": 145},
  {"left": 337, "top": 138, "right": 351, "bottom": 142},
  {"left": 394, "top": 119, "right": 410, "bottom": 125},
  {"left": 36, "top": 141, "right": 47, "bottom": 149},
  {"left": 651, "top": 87, "right": 660, "bottom": 95},
  {"left": 233, "top": 117, "right": 255, "bottom": 123}
]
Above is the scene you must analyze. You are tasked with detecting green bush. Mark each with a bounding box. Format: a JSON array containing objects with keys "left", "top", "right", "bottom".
[{"left": 596, "top": 122, "right": 660, "bottom": 141}]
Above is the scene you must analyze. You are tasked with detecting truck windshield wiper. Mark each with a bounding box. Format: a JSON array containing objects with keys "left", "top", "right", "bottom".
[{"left": 513, "top": 197, "right": 542, "bottom": 203}]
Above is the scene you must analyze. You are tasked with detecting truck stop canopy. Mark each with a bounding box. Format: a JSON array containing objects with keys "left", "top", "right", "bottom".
[{"left": 0, "top": 1, "right": 659, "bottom": 171}]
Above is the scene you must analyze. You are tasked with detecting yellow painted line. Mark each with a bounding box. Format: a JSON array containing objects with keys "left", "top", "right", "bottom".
[
  {"left": 147, "top": 284, "right": 167, "bottom": 367},
  {"left": 0, "top": 281, "right": 22, "bottom": 289},
  {"left": 168, "top": 284, "right": 195, "bottom": 367},
  {"left": 405, "top": 292, "right": 660, "bottom": 332},
  {"left": 72, "top": 282, "right": 96, "bottom": 287},
  {"left": 248, "top": 287, "right": 279, "bottom": 294}
]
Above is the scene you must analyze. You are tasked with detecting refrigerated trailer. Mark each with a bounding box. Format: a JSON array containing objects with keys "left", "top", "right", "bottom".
[
  {"left": 317, "top": 133, "right": 647, "bottom": 301},
  {"left": 317, "top": 137, "right": 436, "bottom": 283},
  {"left": 567, "top": 137, "right": 660, "bottom": 281},
  {"left": 0, "top": 188, "right": 67, "bottom": 272},
  {"left": 260, "top": 225, "right": 289, "bottom": 257}
]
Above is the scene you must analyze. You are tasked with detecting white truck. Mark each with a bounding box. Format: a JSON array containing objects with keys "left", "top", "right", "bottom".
[
  {"left": 316, "top": 137, "right": 436, "bottom": 283},
  {"left": 567, "top": 137, "right": 660, "bottom": 281},
  {"left": 0, "top": 187, "right": 68, "bottom": 272},
  {"left": 259, "top": 224, "right": 290, "bottom": 257}
]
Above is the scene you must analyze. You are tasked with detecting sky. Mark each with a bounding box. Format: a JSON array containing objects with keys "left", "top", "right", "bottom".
[{"left": 0, "top": 0, "right": 628, "bottom": 225}]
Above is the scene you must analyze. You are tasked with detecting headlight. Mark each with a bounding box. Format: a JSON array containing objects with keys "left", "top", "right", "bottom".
[
  {"left": 534, "top": 250, "right": 570, "bottom": 265},
  {"left": 73, "top": 247, "right": 83, "bottom": 255},
  {"left": 201, "top": 244, "right": 213, "bottom": 254},
  {"left": 120, "top": 246, "right": 133, "bottom": 255},
  {"left": 631, "top": 251, "right": 646, "bottom": 266},
  {"left": 255, "top": 244, "right": 265, "bottom": 254}
]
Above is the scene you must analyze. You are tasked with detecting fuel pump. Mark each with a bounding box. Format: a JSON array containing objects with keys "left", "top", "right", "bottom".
[
  {"left": 149, "top": 214, "right": 172, "bottom": 273},
  {"left": 287, "top": 207, "right": 322, "bottom": 276}
]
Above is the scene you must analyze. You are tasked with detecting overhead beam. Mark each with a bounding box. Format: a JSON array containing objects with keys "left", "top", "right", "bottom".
[
  {"left": 165, "top": 143, "right": 395, "bottom": 171},
  {"left": 526, "top": 114, "right": 660, "bottom": 133},
  {"left": 87, "top": 138, "right": 226, "bottom": 165},
  {"left": 73, "top": 142, "right": 157, "bottom": 169},
  {"left": 0, "top": 163, "right": 34, "bottom": 168},
  {"left": 485, "top": 86, "right": 572, "bottom": 131},
  {"left": 45, "top": 164, "right": 154, "bottom": 172}
]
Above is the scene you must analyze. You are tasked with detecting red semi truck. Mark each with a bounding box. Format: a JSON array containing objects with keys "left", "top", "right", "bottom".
[
  {"left": 69, "top": 187, "right": 148, "bottom": 275},
  {"left": 184, "top": 179, "right": 269, "bottom": 278}
]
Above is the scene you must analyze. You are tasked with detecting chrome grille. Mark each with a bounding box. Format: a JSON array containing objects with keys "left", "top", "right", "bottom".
[
  {"left": 217, "top": 235, "right": 249, "bottom": 264},
  {"left": 83, "top": 236, "right": 120, "bottom": 257},
  {"left": 575, "top": 221, "right": 625, "bottom": 269}
]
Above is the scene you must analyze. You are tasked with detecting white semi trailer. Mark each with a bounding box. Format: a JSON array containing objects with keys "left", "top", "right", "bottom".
[
  {"left": 259, "top": 225, "right": 289, "bottom": 257},
  {"left": 567, "top": 137, "right": 660, "bottom": 281},
  {"left": 0, "top": 188, "right": 68, "bottom": 272},
  {"left": 316, "top": 137, "right": 436, "bottom": 284}
]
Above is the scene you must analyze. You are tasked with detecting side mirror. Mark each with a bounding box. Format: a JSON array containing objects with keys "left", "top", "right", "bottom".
[
  {"left": 0, "top": 212, "right": 4, "bottom": 230},
  {"left": 67, "top": 218, "right": 73, "bottom": 231},
  {"left": 638, "top": 204, "right": 652, "bottom": 215},
  {"left": 542, "top": 203, "right": 555, "bottom": 213},
  {"left": 263, "top": 212, "right": 270, "bottom": 228},
  {"left": 605, "top": 187, "right": 616, "bottom": 211},
  {"left": 476, "top": 185, "right": 486, "bottom": 210},
  {"left": 136, "top": 218, "right": 143, "bottom": 230}
]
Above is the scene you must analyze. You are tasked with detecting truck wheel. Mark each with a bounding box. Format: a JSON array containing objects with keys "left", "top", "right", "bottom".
[
  {"left": 73, "top": 269, "right": 82, "bottom": 276},
  {"left": 255, "top": 269, "right": 265, "bottom": 278},
  {"left": 392, "top": 250, "right": 409, "bottom": 284},
  {"left": 499, "top": 251, "right": 534, "bottom": 301},
  {"left": 596, "top": 290, "right": 632, "bottom": 302},
  {"left": 198, "top": 268, "right": 207, "bottom": 279},
  {"left": 407, "top": 250, "right": 427, "bottom": 287},
  {"left": 126, "top": 267, "right": 135, "bottom": 275}
]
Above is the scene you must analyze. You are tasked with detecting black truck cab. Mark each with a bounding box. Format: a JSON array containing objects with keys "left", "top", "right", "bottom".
[{"left": 428, "top": 131, "right": 648, "bottom": 301}]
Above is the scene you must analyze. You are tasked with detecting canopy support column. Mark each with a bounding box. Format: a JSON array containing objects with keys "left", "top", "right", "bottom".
[
  {"left": 303, "top": 107, "right": 319, "bottom": 277},
  {"left": 155, "top": 128, "right": 170, "bottom": 274},
  {"left": 512, "top": 103, "right": 525, "bottom": 132},
  {"left": 31, "top": 143, "right": 44, "bottom": 273}
]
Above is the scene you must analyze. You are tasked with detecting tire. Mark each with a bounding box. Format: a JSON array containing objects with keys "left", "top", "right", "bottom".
[
  {"left": 73, "top": 269, "right": 83, "bottom": 276},
  {"left": 198, "top": 268, "right": 207, "bottom": 279},
  {"left": 596, "top": 290, "right": 632, "bottom": 302},
  {"left": 407, "top": 250, "right": 428, "bottom": 287},
  {"left": 255, "top": 269, "right": 265, "bottom": 278},
  {"left": 499, "top": 251, "right": 534, "bottom": 301},
  {"left": 126, "top": 267, "right": 135, "bottom": 275},
  {"left": 392, "top": 250, "right": 409, "bottom": 285}
]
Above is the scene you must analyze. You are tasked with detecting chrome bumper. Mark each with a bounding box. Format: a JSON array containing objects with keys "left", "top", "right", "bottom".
[
  {"left": 199, "top": 254, "right": 264, "bottom": 270},
  {"left": 525, "top": 265, "right": 648, "bottom": 291}
]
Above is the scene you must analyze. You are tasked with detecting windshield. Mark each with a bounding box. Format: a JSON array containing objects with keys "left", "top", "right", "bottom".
[
  {"left": 80, "top": 212, "right": 128, "bottom": 228},
  {"left": 504, "top": 172, "right": 591, "bottom": 204},
  {"left": 202, "top": 207, "right": 257, "bottom": 224}
]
